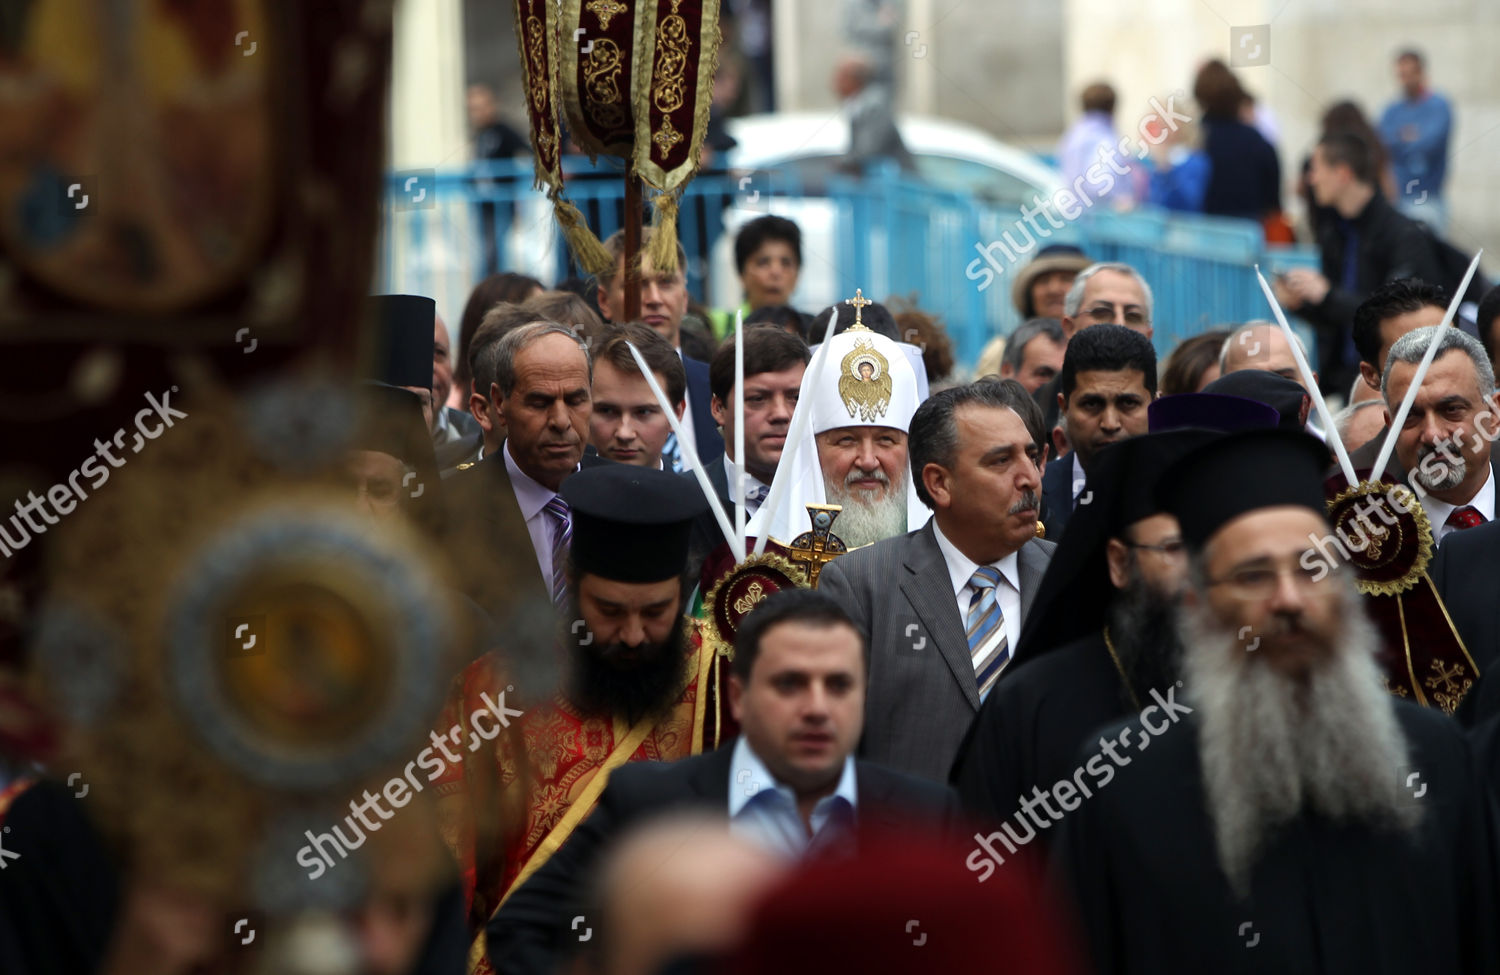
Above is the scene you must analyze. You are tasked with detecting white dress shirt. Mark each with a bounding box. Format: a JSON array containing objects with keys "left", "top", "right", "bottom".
[
  {"left": 1071, "top": 453, "right": 1087, "bottom": 505},
  {"left": 1423, "top": 465, "right": 1495, "bottom": 544},
  {"left": 675, "top": 347, "right": 698, "bottom": 456},
  {"left": 932, "top": 519, "right": 1022, "bottom": 660},
  {"left": 504, "top": 441, "right": 573, "bottom": 591},
  {"left": 722, "top": 454, "right": 771, "bottom": 512},
  {"left": 727, "top": 736, "right": 858, "bottom": 859}
]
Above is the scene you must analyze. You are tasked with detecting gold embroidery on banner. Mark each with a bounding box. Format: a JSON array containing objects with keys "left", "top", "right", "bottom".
[
  {"left": 587, "top": 0, "right": 628, "bottom": 30},
  {"left": 652, "top": 116, "right": 683, "bottom": 158},
  {"left": 732, "top": 581, "right": 766, "bottom": 615},
  {"left": 1425, "top": 659, "right": 1473, "bottom": 716},
  {"left": 652, "top": 0, "right": 690, "bottom": 114},
  {"left": 838, "top": 338, "right": 893, "bottom": 422},
  {"left": 525, "top": 16, "right": 548, "bottom": 116},
  {"left": 583, "top": 40, "right": 628, "bottom": 132}
]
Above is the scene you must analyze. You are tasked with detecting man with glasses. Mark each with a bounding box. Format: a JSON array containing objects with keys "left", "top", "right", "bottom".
[
  {"left": 1059, "top": 263, "right": 1154, "bottom": 342},
  {"left": 951, "top": 426, "right": 1229, "bottom": 850},
  {"left": 1053, "top": 428, "right": 1497, "bottom": 974}
]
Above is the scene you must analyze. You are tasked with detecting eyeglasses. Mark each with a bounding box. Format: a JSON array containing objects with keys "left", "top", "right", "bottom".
[
  {"left": 1204, "top": 557, "right": 1338, "bottom": 600},
  {"left": 1126, "top": 538, "right": 1186, "bottom": 558}
]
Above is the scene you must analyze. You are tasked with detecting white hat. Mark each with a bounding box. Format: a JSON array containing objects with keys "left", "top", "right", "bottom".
[{"left": 748, "top": 322, "right": 930, "bottom": 545}]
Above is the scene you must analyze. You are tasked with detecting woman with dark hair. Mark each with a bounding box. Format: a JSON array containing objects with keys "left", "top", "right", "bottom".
[
  {"left": 1192, "top": 60, "right": 1282, "bottom": 224},
  {"left": 452, "top": 272, "right": 543, "bottom": 407},
  {"left": 1160, "top": 328, "right": 1231, "bottom": 395},
  {"left": 1299, "top": 101, "right": 1397, "bottom": 243}
]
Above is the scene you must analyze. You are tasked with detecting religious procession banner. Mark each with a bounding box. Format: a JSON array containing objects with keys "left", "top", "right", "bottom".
[
  {"left": 512, "top": 0, "right": 615, "bottom": 273},
  {"left": 554, "top": 0, "right": 720, "bottom": 274},
  {"left": 631, "top": 0, "right": 721, "bottom": 273}
]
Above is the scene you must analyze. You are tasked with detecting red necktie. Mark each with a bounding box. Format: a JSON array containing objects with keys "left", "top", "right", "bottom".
[{"left": 1446, "top": 506, "right": 1485, "bottom": 531}]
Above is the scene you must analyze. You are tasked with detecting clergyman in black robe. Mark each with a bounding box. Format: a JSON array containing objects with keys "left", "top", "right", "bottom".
[{"left": 1052, "top": 429, "right": 1498, "bottom": 975}]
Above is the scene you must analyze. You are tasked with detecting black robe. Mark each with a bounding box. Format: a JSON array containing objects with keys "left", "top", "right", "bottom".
[
  {"left": 949, "top": 631, "right": 1131, "bottom": 851},
  {"left": 1052, "top": 702, "right": 1498, "bottom": 975}
]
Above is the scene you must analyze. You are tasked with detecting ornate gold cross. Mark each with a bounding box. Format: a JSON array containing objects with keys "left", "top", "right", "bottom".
[
  {"left": 845, "top": 288, "right": 872, "bottom": 329},
  {"left": 785, "top": 504, "right": 849, "bottom": 587}
]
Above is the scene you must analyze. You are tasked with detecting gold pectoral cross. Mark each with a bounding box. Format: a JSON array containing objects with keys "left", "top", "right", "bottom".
[{"left": 785, "top": 505, "right": 849, "bottom": 588}]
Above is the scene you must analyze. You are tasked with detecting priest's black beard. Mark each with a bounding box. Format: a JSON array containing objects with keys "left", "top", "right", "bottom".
[
  {"left": 1106, "top": 567, "right": 1184, "bottom": 706},
  {"left": 565, "top": 612, "right": 689, "bottom": 726},
  {"left": 1178, "top": 575, "right": 1418, "bottom": 897}
]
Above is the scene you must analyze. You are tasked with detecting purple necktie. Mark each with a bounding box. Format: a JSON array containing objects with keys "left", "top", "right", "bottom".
[{"left": 544, "top": 495, "right": 571, "bottom": 604}]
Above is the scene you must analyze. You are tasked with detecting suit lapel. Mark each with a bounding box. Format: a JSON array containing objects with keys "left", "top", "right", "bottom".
[
  {"left": 1017, "top": 540, "right": 1048, "bottom": 621},
  {"left": 1041, "top": 456, "right": 1073, "bottom": 535},
  {"left": 899, "top": 523, "right": 981, "bottom": 710}
]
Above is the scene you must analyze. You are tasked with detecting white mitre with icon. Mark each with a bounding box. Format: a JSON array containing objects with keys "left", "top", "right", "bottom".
[{"left": 748, "top": 291, "right": 931, "bottom": 545}]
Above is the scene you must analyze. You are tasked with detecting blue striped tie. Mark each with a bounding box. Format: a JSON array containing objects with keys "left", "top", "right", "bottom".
[
  {"left": 544, "top": 495, "right": 571, "bottom": 605},
  {"left": 966, "top": 566, "right": 1010, "bottom": 699}
]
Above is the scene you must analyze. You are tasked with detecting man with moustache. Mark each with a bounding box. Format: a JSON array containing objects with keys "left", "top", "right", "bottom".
[
  {"left": 1041, "top": 324, "right": 1156, "bottom": 542},
  {"left": 818, "top": 379, "right": 1055, "bottom": 781},
  {"left": 1053, "top": 429, "right": 1497, "bottom": 975},
  {"left": 748, "top": 310, "right": 927, "bottom": 549},
  {"left": 1380, "top": 325, "right": 1500, "bottom": 543},
  {"left": 949, "top": 418, "right": 1264, "bottom": 841},
  {"left": 432, "top": 464, "right": 727, "bottom": 949}
]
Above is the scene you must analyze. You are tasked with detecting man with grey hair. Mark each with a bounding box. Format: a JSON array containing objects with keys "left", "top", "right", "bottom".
[
  {"left": 445, "top": 321, "right": 594, "bottom": 618},
  {"left": 1054, "top": 429, "right": 1496, "bottom": 974},
  {"left": 999, "top": 318, "right": 1066, "bottom": 395},
  {"left": 1218, "top": 321, "right": 1317, "bottom": 393},
  {"left": 818, "top": 378, "right": 1054, "bottom": 781},
  {"left": 1059, "top": 262, "right": 1154, "bottom": 341},
  {"left": 1380, "top": 325, "right": 1500, "bottom": 543}
]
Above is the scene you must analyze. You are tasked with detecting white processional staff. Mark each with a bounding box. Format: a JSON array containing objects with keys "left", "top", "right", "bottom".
[
  {"left": 625, "top": 341, "right": 738, "bottom": 551},
  {"left": 753, "top": 307, "right": 839, "bottom": 557},
  {"left": 734, "top": 308, "right": 746, "bottom": 555},
  {"left": 1371, "top": 250, "right": 1484, "bottom": 482},
  {"left": 1254, "top": 265, "right": 1358, "bottom": 486}
]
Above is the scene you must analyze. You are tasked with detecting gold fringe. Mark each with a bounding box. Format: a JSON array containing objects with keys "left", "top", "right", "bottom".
[
  {"left": 552, "top": 196, "right": 614, "bottom": 276},
  {"left": 647, "top": 193, "right": 680, "bottom": 274}
]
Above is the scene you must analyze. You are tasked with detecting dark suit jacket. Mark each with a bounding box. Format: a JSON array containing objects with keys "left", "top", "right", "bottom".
[
  {"left": 1432, "top": 518, "right": 1500, "bottom": 725},
  {"left": 683, "top": 355, "right": 724, "bottom": 466},
  {"left": 817, "top": 521, "right": 1056, "bottom": 781},
  {"left": 442, "top": 450, "right": 550, "bottom": 625},
  {"left": 485, "top": 743, "right": 962, "bottom": 975},
  {"left": 434, "top": 407, "right": 484, "bottom": 472},
  {"left": 686, "top": 455, "right": 736, "bottom": 589},
  {"left": 1040, "top": 452, "right": 1077, "bottom": 543}
]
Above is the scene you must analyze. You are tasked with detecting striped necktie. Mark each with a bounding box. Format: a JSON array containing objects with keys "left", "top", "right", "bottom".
[
  {"left": 966, "top": 566, "right": 1010, "bottom": 699},
  {"left": 543, "top": 495, "right": 571, "bottom": 605}
]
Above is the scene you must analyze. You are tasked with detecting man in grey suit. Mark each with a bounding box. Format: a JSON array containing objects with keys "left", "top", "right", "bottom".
[{"left": 819, "top": 379, "right": 1055, "bottom": 781}]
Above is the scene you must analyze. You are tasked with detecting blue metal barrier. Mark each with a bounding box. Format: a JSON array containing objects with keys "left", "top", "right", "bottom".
[{"left": 380, "top": 159, "right": 1320, "bottom": 369}]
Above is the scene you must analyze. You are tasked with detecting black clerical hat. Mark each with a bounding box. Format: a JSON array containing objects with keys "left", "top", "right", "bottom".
[
  {"left": 352, "top": 382, "right": 430, "bottom": 467},
  {"left": 368, "top": 294, "right": 435, "bottom": 390},
  {"left": 1148, "top": 392, "right": 1280, "bottom": 433},
  {"left": 1011, "top": 429, "right": 1216, "bottom": 664},
  {"left": 1202, "top": 371, "right": 1310, "bottom": 432},
  {"left": 560, "top": 465, "right": 711, "bottom": 584},
  {"left": 1156, "top": 428, "right": 1330, "bottom": 551}
]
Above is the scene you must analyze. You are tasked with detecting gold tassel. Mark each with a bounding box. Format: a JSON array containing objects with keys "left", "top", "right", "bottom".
[
  {"left": 552, "top": 196, "right": 615, "bottom": 276},
  {"left": 646, "top": 193, "right": 681, "bottom": 275}
]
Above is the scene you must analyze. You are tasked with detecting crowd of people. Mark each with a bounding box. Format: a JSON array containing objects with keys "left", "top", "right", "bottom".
[{"left": 4, "top": 32, "right": 1499, "bottom": 975}]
